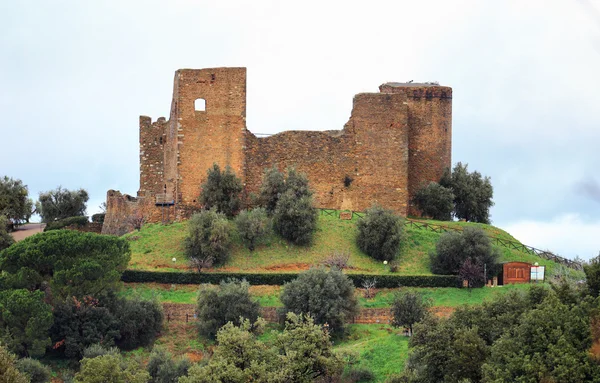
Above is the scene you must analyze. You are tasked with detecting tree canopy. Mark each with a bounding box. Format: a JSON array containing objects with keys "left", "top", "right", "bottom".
[
  {"left": 356, "top": 205, "right": 404, "bottom": 262},
  {"left": 0, "top": 176, "right": 33, "bottom": 225},
  {"left": 37, "top": 186, "right": 89, "bottom": 223},
  {"left": 440, "top": 162, "right": 494, "bottom": 223},
  {"left": 200, "top": 163, "right": 243, "bottom": 218}
]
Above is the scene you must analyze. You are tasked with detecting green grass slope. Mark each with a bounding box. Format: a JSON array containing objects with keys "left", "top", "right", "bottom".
[{"left": 125, "top": 213, "right": 566, "bottom": 276}]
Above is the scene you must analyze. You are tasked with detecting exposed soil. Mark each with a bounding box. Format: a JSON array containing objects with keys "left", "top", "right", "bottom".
[{"left": 9, "top": 223, "right": 45, "bottom": 241}]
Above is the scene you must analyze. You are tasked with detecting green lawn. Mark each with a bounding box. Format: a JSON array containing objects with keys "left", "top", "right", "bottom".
[{"left": 125, "top": 213, "right": 570, "bottom": 277}]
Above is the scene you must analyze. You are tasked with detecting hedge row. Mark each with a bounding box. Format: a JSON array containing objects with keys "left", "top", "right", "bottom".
[
  {"left": 44, "top": 216, "right": 89, "bottom": 232},
  {"left": 121, "top": 270, "right": 461, "bottom": 288}
]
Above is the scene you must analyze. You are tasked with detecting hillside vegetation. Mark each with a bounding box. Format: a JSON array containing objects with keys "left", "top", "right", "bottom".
[{"left": 125, "top": 213, "right": 564, "bottom": 276}]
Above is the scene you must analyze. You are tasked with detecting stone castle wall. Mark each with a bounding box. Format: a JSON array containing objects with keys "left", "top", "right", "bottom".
[{"left": 102, "top": 68, "right": 452, "bottom": 235}]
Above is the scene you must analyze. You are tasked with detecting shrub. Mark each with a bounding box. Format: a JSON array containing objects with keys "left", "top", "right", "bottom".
[
  {"left": 459, "top": 258, "right": 485, "bottom": 288},
  {"left": 184, "top": 210, "right": 232, "bottom": 270},
  {"left": 196, "top": 279, "right": 260, "bottom": 339},
  {"left": 199, "top": 163, "right": 243, "bottom": 218},
  {"left": 74, "top": 354, "right": 149, "bottom": 383},
  {"left": 584, "top": 254, "right": 600, "bottom": 297},
  {"left": 43, "top": 215, "right": 89, "bottom": 231},
  {"left": 15, "top": 358, "right": 51, "bottom": 383},
  {"left": 429, "top": 227, "right": 500, "bottom": 276},
  {"left": 82, "top": 344, "right": 119, "bottom": 359},
  {"left": 147, "top": 348, "right": 190, "bottom": 383},
  {"left": 113, "top": 297, "right": 163, "bottom": 350},
  {"left": 235, "top": 208, "right": 270, "bottom": 251},
  {"left": 258, "top": 166, "right": 286, "bottom": 215},
  {"left": 0, "top": 215, "right": 14, "bottom": 251},
  {"left": 323, "top": 250, "right": 350, "bottom": 269},
  {"left": 0, "top": 345, "right": 28, "bottom": 383},
  {"left": 412, "top": 181, "right": 454, "bottom": 220},
  {"left": 390, "top": 290, "right": 430, "bottom": 335},
  {"left": 91, "top": 213, "right": 105, "bottom": 223},
  {"left": 357, "top": 205, "right": 404, "bottom": 262},
  {"left": 280, "top": 267, "right": 359, "bottom": 334},
  {"left": 273, "top": 189, "right": 317, "bottom": 246},
  {"left": 348, "top": 367, "right": 376, "bottom": 382},
  {"left": 37, "top": 187, "right": 89, "bottom": 223},
  {"left": 0, "top": 230, "right": 131, "bottom": 299}
]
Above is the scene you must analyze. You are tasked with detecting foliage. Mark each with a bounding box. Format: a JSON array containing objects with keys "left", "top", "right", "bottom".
[
  {"left": 181, "top": 314, "right": 342, "bottom": 383},
  {"left": 82, "top": 343, "right": 119, "bottom": 359},
  {"left": 199, "top": 163, "right": 243, "bottom": 218},
  {"left": 91, "top": 213, "right": 105, "bottom": 223},
  {"left": 0, "top": 215, "right": 14, "bottom": 252},
  {"left": 50, "top": 296, "right": 121, "bottom": 359},
  {"left": 430, "top": 227, "right": 500, "bottom": 277},
  {"left": 390, "top": 290, "right": 431, "bottom": 335},
  {"left": 0, "top": 230, "right": 130, "bottom": 299},
  {"left": 347, "top": 367, "right": 375, "bottom": 382},
  {"left": 147, "top": 348, "right": 190, "bottom": 383},
  {"left": 121, "top": 270, "right": 461, "bottom": 288},
  {"left": 273, "top": 189, "right": 318, "bottom": 246},
  {"left": 196, "top": 279, "right": 260, "bottom": 339},
  {"left": 258, "top": 166, "right": 286, "bottom": 215},
  {"left": 0, "top": 345, "right": 29, "bottom": 383},
  {"left": 113, "top": 296, "right": 163, "bottom": 350},
  {"left": 0, "top": 175, "right": 33, "bottom": 225},
  {"left": 458, "top": 258, "right": 485, "bottom": 289},
  {"left": 357, "top": 205, "right": 404, "bottom": 262},
  {"left": 323, "top": 250, "right": 351, "bottom": 269},
  {"left": 74, "top": 354, "right": 150, "bottom": 383},
  {"left": 584, "top": 254, "right": 600, "bottom": 297},
  {"left": 43, "top": 216, "right": 89, "bottom": 232},
  {"left": 0, "top": 289, "right": 53, "bottom": 357},
  {"left": 184, "top": 210, "right": 232, "bottom": 270},
  {"left": 235, "top": 208, "right": 270, "bottom": 251},
  {"left": 412, "top": 181, "right": 454, "bottom": 221},
  {"left": 440, "top": 163, "right": 494, "bottom": 223},
  {"left": 15, "top": 357, "right": 51, "bottom": 383},
  {"left": 37, "top": 186, "right": 89, "bottom": 223},
  {"left": 280, "top": 267, "right": 359, "bottom": 334}
]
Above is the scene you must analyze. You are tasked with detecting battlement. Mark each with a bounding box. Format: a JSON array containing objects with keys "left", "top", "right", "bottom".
[{"left": 379, "top": 83, "right": 452, "bottom": 99}]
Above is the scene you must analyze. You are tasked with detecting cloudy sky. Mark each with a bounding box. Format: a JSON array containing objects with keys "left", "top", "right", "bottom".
[{"left": 1, "top": 0, "right": 599, "bottom": 259}]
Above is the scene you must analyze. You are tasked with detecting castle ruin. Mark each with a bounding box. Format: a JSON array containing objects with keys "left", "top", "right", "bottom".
[{"left": 102, "top": 68, "right": 452, "bottom": 235}]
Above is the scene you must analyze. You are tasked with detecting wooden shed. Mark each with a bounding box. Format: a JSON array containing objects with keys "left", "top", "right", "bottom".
[{"left": 499, "top": 261, "right": 531, "bottom": 285}]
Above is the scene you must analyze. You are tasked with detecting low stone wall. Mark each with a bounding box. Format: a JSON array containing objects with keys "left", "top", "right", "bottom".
[{"left": 65, "top": 222, "right": 103, "bottom": 234}]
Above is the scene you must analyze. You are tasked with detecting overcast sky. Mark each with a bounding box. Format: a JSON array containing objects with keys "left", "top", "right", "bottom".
[{"left": 1, "top": 0, "right": 599, "bottom": 260}]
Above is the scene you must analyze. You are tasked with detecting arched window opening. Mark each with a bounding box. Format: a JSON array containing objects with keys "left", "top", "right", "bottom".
[{"left": 195, "top": 98, "right": 206, "bottom": 112}]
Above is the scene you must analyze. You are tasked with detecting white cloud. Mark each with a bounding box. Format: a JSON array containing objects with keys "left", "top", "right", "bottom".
[{"left": 504, "top": 213, "right": 600, "bottom": 261}]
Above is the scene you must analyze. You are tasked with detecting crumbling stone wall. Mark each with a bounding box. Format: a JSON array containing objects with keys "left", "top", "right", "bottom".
[{"left": 103, "top": 67, "right": 452, "bottom": 235}]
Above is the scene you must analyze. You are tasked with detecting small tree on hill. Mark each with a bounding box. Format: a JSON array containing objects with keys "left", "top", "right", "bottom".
[
  {"left": 441, "top": 163, "right": 494, "bottom": 224},
  {"left": 37, "top": 186, "right": 89, "bottom": 223},
  {"left": 258, "top": 166, "right": 286, "bottom": 216},
  {"left": 390, "top": 290, "right": 430, "bottom": 336},
  {"left": 430, "top": 227, "right": 499, "bottom": 277},
  {"left": 0, "top": 176, "right": 33, "bottom": 225},
  {"left": 357, "top": 205, "right": 404, "bottom": 262},
  {"left": 273, "top": 189, "right": 318, "bottom": 246},
  {"left": 15, "top": 358, "right": 51, "bottom": 383},
  {"left": 74, "top": 354, "right": 149, "bottom": 383},
  {"left": 280, "top": 267, "right": 359, "bottom": 334},
  {"left": 196, "top": 279, "right": 260, "bottom": 339},
  {"left": 200, "top": 164, "right": 243, "bottom": 218},
  {"left": 459, "top": 258, "right": 485, "bottom": 289},
  {"left": 235, "top": 208, "right": 270, "bottom": 251},
  {"left": 185, "top": 210, "right": 232, "bottom": 270},
  {"left": 584, "top": 253, "right": 600, "bottom": 297},
  {"left": 412, "top": 181, "right": 454, "bottom": 221}
]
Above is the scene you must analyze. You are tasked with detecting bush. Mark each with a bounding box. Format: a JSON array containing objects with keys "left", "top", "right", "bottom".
[
  {"left": 120, "top": 270, "right": 461, "bottom": 288},
  {"left": 258, "top": 166, "right": 286, "bottom": 215},
  {"left": 113, "top": 297, "right": 164, "bottom": 350},
  {"left": 91, "top": 213, "right": 105, "bottom": 223},
  {"left": 584, "top": 254, "right": 600, "bottom": 297},
  {"left": 0, "top": 230, "right": 131, "bottom": 299},
  {"left": 357, "top": 205, "right": 404, "bottom": 262},
  {"left": 0, "top": 345, "right": 28, "bottom": 383},
  {"left": 147, "top": 348, "right": 190, "bottom": 383},
  {"left": 37, "top": 186, "right": 89, "bottom": 223},
  {"left": 390, "top": 290, "right": 430, "bottom": 335},
  {"left": 235, "top": 208, "right": 270, "bottom": 251},
  {"left": 273, "top": 189, "right": 317, "bottom": 246},
  {"left": 348, "top": 367, "right": 376, "bottom": 382},
  {"left": 429, "top": 227, "right": 500, "bottom": 277},
  {"left": 0, "top": 215, "right": 15, "bottom": 251},
  {"left": 199, "top": 163, "right": 243, "bottom": 218},
  {"left": 280, "top": 267, "right": 359, "bottom": 334},
  {"left": 82, "top": 344, "right": 119, "bottom": 359},
  {"left": 184, "top": 210, "right": 232, "bottom": 270},
  {"left": 15, "top": 358, "right": 51, "bottom": 383},
  {"left": 412, "top": 181, "right": 454, "bottom": 220},
  {"left": 43, "top": 216, "right": 89, "bottom": 231},
  {"left": 323, "top": 250, "right": 350, "bottom": 269},
  {"left": 74, "top": 354, "right": 150, "bottom": 383},
  {"left": 196, "top": 279, "right": 260, "bottom": 339}
]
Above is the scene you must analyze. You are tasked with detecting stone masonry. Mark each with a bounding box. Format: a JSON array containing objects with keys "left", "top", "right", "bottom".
[{"left": 103, "top": 68, "right": 452, "bottom": 235}]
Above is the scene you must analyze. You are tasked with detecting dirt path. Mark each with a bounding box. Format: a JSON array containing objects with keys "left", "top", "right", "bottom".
[
  {"left": 10, "top": 223, "right": 45, "bottom": 241},
  {"left": 162, "top": 303, "right": 455, "bottom": 325}
]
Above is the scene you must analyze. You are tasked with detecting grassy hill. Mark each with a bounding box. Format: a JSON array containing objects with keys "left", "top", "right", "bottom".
[{"left": 125, "top": 213, "right": 567, "bottom": 277}]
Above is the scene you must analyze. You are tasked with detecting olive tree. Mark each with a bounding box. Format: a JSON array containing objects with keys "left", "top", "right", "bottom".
[
  {"left": 200, "top": 164, "right": 243, "bottom": 218},
  {"left": 0, "top": 176, "right": 33, "bottom": 225},
  {"left": 185, "top": 210, "right": 232, "bottom": 270},
  {"left": 37, "top": 186, "right": 89, "bottom": 223},
  {"left": 357, "top": 205, "right": 403, "bottom": 262}
]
